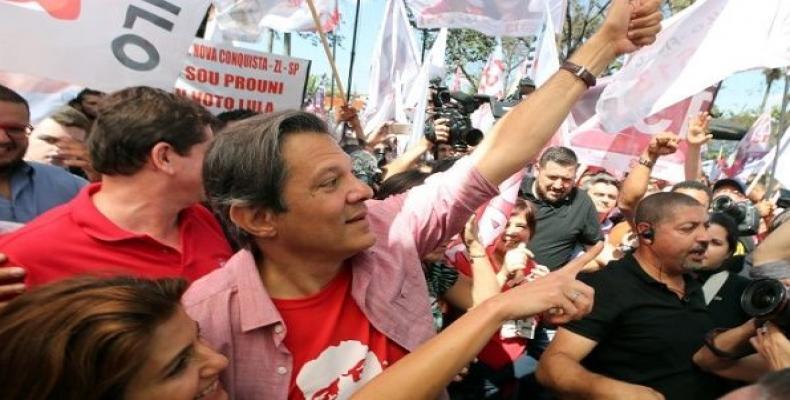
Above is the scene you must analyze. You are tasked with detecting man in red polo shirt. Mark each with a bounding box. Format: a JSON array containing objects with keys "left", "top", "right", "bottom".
[{"left": 0, "top": 86, "right": 232, "bottom": 295}]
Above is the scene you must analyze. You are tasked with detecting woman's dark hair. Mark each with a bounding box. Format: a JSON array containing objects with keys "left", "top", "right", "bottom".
[
  {"left": 709, "top": 212, "right": 739, "bottom": 254},
  {"left": 511, "top": 198, "right": 537, "bottom": 239},
  {"left": 0, "top": 276, "right": 187, "bottom": 400},
  {"left": 375, "top": 169, "right": 430, "bottom": 200}
]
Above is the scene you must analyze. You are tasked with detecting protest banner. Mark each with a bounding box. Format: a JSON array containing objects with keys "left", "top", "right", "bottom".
[
  {"left": 174, "top": 39, "right": 310, "bottom": 114},
  {"left": 211, "top": 0, "right": 339, "bottom": 42},
  {"left": 568, "top": 86, "right": 717, "bottom": 183},
  {"left": 0, "top": 0, "right": 210, "bottom": 92},
  {"left": 406, "top": 0, "right": 565, "bottom": 37},
  {"left": 597, "top": 0, "right": 790, "bottom": 132}
]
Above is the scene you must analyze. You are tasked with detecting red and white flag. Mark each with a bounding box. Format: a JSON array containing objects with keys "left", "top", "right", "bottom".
[
  {"left": 405, "top": 0, "right": 566, "bottom": 37},
  {"left": 597, "top": 0, "right": 790, "bottom": 132},
  {"left": 471, "top": 40, "right": 504, "bottom": 133},
  {"left": 723, "top": 112, "right": 773, "bottom": 177},
  {"left": 568, "top": 86, "right": 717, "bottom": 183},
  {"left": 212, "top": 0, "right": 340, "bottom": 41},
  {"left": 0, "top": 0, "right": 210, "bottom": 91}
]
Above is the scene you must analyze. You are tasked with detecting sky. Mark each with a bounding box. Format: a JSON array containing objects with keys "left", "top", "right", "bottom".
[{"left": 260, "top": 0, "right": 785, "bottom": 116}]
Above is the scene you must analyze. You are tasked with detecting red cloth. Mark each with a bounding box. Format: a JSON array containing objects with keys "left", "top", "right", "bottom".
[
  {"left": 0, "top": 183, "right": 232, "bottom": 287},
  {"left": 274, "top": 268, "right": 407, "bottom": 400}
]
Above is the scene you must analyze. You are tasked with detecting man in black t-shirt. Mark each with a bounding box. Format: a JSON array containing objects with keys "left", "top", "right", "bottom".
[
  {"left": 537, "top": 192, "right": 728, "bottom": 400},
  {"left": 520, "top": 147, "right": 603, "bottom": 270}
]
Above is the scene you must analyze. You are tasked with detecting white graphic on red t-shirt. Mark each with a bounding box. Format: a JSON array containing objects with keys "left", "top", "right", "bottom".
[{"left": 296, "top": 340, "right": 383, "bottom": 400}]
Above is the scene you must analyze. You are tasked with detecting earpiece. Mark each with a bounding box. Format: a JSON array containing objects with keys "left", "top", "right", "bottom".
[{"left": 640, "top": 227, "right": 655, "bottom": 241}]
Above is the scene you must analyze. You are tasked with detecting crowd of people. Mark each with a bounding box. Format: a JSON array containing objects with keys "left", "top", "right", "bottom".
[{"left": 0, "top": 0, "right": 789, "bottom": 399}]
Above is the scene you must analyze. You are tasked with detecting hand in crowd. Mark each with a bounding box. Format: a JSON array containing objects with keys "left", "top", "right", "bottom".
[
  {"left": 335, "top": 105, "right": 359, "bottom": 124},
  {"left": 46, "top": 135, "right": 100, "bottom": 182},
  {"left": 750, "top": 322, "right": 790, "bottom": 372},
  {"left": 599, "top": 0, "right": 662, "bottom": 56},
  {"left": 687, "top": 112, "right": 713, "bottom": 147},
  {"left": 0, "top": 253, "right": 26, "bottom": 308},
  {"left": 647, "top": 132, "right": 680, "bottom": 158},
  {"left": 433, "top": 118, "right": 450, "bottom": 144},
  {"left": 503, "top": 243, "right": 533, "bottom": 275},
  {"left": 755, "top": 199, "right": 775, "bottom": 219},
  {"left": 494, "top": 243, "right": 602, "bottom": 325}
]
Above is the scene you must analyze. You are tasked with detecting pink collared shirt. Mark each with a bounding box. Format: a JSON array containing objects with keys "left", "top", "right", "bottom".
[{"left": 183, "top": 159, "right": 499, "bottom": 399}]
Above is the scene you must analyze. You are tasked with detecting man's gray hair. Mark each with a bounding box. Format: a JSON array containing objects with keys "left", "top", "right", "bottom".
[{"left": 203, "top": 110, "right": 330, "bottom": 250}]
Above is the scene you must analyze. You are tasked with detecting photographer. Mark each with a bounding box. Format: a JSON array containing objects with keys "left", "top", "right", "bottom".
[
  {"left": 381, "top": 118, "right": 451, "bottom": 180},
  {"left": 424, "top": 87, "right": 486, "bottom": 160},
  {"left": 692, "top": 223, "right": 790, "bottom": 383}
]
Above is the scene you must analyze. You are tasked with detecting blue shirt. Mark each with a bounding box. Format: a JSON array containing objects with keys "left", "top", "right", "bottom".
[{"left": 0, "top": 162, "right": 87, "bottom": 223}]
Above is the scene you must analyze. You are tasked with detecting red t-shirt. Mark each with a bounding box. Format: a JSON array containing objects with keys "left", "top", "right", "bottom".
[
  {"left": 0, "top": 183, "right": 232, "bottom": 287},
  {"left": 449, "top": 241, "right": 533, "bottom": 370},
  {"left": 274, "top": 267, "right": 408, "bottom": 400}
]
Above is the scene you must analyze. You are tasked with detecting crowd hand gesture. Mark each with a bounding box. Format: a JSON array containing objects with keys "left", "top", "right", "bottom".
[
  {"left": 687, "top": 112, "right": 713, "bottom": 147},
  {"left": 335, "top": 105, "right": 359, "bottom": 124},
  {"left": 599, "top": 0, "right": 662, "bottom": 56},
  {"left": 432, "top": 118, "right": 450, "bottom": 145},
  {"left": 47, "top": 136, "right": 100, "bottom": 182},
  {"left": 647, "top": 132, "right": 680, "bottom": 158},
  {"left": 751, "top": 322, "right": 790, "bottom": 371},
  {"left": 493, "top": 243, "right": 602, "bottom": 325},
  {"left": 756, "top": 199, "right": 775, "bottom": 219},
  {"left": 0, "top": 253, "right": 26, "bottom": 308}
]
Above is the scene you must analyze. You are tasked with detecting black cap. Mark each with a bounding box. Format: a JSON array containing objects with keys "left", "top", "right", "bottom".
[{"left": 712, "top": 178, "right": 746, "bottom": 195}]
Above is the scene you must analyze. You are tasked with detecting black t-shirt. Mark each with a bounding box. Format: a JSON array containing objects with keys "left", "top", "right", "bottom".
[
  {"left": 519, "top": 177, "right": 603, "bottom": 270},
  {"left": 698, "top": 269, "right": 751, "bottom": 329},
  {"left": 564, "top": 254, "right": 727, "bottom": 400}
]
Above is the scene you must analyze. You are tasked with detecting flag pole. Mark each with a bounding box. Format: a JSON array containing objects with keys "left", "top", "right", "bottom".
[
  {"left": 346, "top": 0, "right": 361, "bottom": 103},
  {"left": 305, "top": 0, "right": 365, "bottom": 138},
  {"left": 766, "top": 68, "right": 790, "bottom": 200}
]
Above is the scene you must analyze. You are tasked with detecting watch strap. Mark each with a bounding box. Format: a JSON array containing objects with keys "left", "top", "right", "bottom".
[{"left": 560, "top": 61, "right": 596, "bottom": 88}]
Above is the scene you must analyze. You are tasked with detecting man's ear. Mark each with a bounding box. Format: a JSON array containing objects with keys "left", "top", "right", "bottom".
[
  {"left": 229, "top": 204, "right": 277, "bottom": 239},
  {"left": 149, "top": 142, "right": 175, "bottom": 174}
]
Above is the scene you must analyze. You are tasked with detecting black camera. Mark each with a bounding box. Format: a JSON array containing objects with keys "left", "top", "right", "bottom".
[
  {"left": 741, "top": 278, "right": 790, "bottom": 332},
  {"left": 425, "top": 87, "right": 486, "bottom": 150},
  {"left": 710, "top": 195, "right": 761, "bottom": 236}
]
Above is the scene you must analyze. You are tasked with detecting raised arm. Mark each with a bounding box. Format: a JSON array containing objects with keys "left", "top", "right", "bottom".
[
  {"left": 473, "top": 0, "right": 662, "bottom": 186},
  {"left": 617, "top": 132, "right": 679, "bottom": 221},
  {"left": 684, "top": 112, "right": 712, "bottom": 181}
]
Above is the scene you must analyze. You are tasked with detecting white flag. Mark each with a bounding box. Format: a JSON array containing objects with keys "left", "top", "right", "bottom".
[
  {"left": 725, "top": 112, "right": 773, "bottom": 177},
  {"left": 597, "top": 0, "right": 790, "bottom": 132},
  {"left": 405, "top": 28, "right": 448, "bottom": 152},
  {"left": 0, "top": 0, "right": 210, "bottom": 92},
  {"left": 405, "top": 0, "right": 565, "bottom": 37},
  {"left": 361, "top": 0, "right": 421, "bottom": 136},
  {"left": 449, "top": 66, "right": 473, "bottom": 93},
  {"left": 747, "top": 126, "right": 790, "bottom": 189},
  {"left": 211, "top": 0, "right": 340, "bottom": 40},
  {"left": 528, "top": 2, "right": 560, "bottom": 87}
]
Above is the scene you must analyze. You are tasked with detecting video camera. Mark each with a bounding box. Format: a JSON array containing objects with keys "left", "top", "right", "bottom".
[
  {"left": 741, "top": 278, "right": 790, "bottom": 332},
  {"left": 424, "top": 85, "right": 488, "bottom": 150},
  {"left": 710, "top": 195, "right": 761, "bottom": 236}
]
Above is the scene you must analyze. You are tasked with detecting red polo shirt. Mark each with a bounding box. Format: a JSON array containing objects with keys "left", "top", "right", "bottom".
[{"left": 0, "top": 183, "right": 232, "bottom": 287}]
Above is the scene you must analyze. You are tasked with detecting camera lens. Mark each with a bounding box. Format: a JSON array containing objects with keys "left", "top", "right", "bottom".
[{"left": 741, "top": 279, "right": 787, "bottom": 317}]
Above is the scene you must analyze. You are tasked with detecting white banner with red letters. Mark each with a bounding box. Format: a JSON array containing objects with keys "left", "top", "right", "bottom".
[
  {"left": 174, "top": 38, "right": 310, "bottom": 114},
  {"left": 0, "top": 0, "right": 210, "bottom": 92}
]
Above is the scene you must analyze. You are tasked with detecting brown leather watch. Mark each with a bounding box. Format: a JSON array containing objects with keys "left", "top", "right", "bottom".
[{"left": 560, "top": 61, "right": 596, "bottom": 88}]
